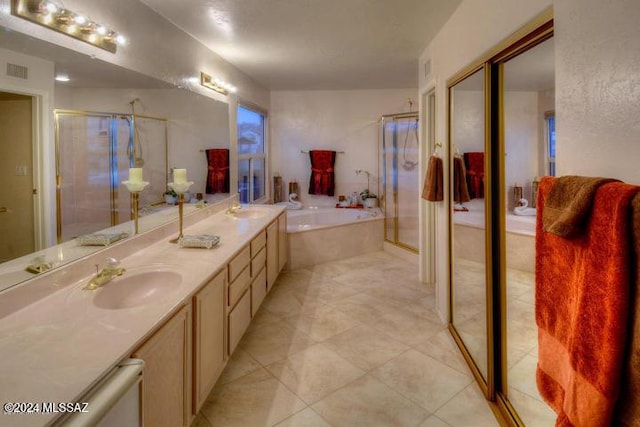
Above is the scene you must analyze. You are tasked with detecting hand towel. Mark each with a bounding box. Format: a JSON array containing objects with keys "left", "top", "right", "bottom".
[
  {"left": 453, "top": 156, "right": 470, "bottom": 203},
  {"left": 536, "top": 176, "right": 638, "bottom": 427},
  {"left": 422, "top": 155, "right": 443, "bottom": 202},
  {"left": 308, "top": 150, "right": 336, "bottom": 196},
  {"left": 464, "top": 152, "right": 484, "bottom": 199},
  {"left": 542, "top": 175, "right": 618, "bottom": 237},
  {"left": 614, "top": 193, "right": 640, "bottom": 427}
]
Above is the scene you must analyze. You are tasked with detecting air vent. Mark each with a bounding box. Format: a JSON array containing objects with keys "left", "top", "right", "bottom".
[
  {"left": 424, "top": 59, "right": 432, "bottom": 78},
  {"left": 6, "top": 63, "right": 28, "bottom": 79}
]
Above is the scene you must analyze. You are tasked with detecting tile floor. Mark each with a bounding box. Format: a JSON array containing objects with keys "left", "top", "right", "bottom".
[{"left": 194, "top": 251, "right": 502, "bottom": 427}]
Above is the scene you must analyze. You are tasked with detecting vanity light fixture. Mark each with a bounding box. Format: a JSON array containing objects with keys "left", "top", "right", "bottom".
[
  {"left": 54, "top": 74, "right": 70, "bottom": 82},
  {"left": 11, "top": 0, "right": 127, "bottom": 53},
  {"left": 200, "top": 71, "right": 237, "bottom": 95}
]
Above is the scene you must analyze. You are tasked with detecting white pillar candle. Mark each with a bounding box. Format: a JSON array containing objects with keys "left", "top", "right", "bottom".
[
  {"left": 174, "top": 168, "right": 187, "bottom": 184},
  {"left": 129, "top": 168, "right": 143, "bottom": 183}
]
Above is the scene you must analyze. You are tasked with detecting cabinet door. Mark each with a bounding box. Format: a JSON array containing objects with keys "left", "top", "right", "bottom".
[
  {"left": 278, "top": 212, "right": 288, "bottom": 272},
  {"left": 251, "top": 267, "right": 267, "bottom": 317},
  {"left": 228, "top": 291, "right": 251, "bottom": 355},
  {"left": 193, "top": 270, "right": 226, "bottom": 413},
  {"left": 132, "top": 305, "right": 191, "bottom": 427},
  {"left": 266, "top": 220, "right": 278, "bottom": 291}
]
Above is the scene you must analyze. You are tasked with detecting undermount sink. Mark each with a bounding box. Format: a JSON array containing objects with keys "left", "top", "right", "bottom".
[
  {"left": 92, "top": 267, "right": 182, "bottom": 310},
  {"left": 232, "top": 208, "right": 268, "bottom": 219}
]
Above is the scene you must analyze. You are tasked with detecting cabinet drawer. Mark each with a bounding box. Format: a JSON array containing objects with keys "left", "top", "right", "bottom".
[
  {"left": 251, "top": 268, "right": 267, "bottom": 317},
  {"left": 228, "top": 245, "right": 250, "bottom": 283},
  {"left": 228, "top": 291, "right": 251, "bottom": 355},
  {"left": 251, "top": 247, "right": 266, "bottom": 278},
  {"left": 228, "top": 265, "right": 251, "bottom": 308},
  {"left": 251, "top": 230, "right": 267, "bottom": 257}
]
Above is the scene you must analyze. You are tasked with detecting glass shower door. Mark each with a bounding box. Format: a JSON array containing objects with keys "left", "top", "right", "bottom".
[{"left": 381, "top": 113, "right": 420, "bottom": 252}]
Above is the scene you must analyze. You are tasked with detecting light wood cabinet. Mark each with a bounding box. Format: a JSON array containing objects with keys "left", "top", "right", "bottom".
[
  {"left": 278, "top": 212, "right": 288, "bottom": 272},
  {"left": 132, "top": 304, "right": 192, "bottom": 427},
  {"left": 228, "top": 290, "right": 251, "bottom": 354},
  {"left": 266, "top": 220, "right": 278, "bottom": 291},
  {"left": 193, "top": 269, "right": 226, "bottom": 413}
]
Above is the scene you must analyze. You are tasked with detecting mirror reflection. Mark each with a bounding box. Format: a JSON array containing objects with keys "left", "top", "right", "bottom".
[
  {"left": 0, "top": 26, "right": 230, "bottom": 292},
  {"left": 450, "top": 68, "right": 488, "bottom": 381},
  {"left": 502, "top": 37, "right": 557, "bottom": 423}
]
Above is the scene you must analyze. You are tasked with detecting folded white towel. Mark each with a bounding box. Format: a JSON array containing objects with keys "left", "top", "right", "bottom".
[{"left": 179, "top": 234, "right": 220, "bottom": 249}]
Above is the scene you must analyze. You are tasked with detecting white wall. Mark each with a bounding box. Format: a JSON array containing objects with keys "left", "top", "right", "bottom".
[
  {"left": 55, "top": 87, "right": 230, "bottom": 197},
  {"left": 505, "top": 91, "right": 539, "bottom": 210},
  {"left": 418, "top": 0, "right": 552, "bottom": 321},
  {"left": 270, "top": 89, "right": 417, "bottom": 207},
  {"left": 554, "top": 0, "right": 640, "bottom": 184}
]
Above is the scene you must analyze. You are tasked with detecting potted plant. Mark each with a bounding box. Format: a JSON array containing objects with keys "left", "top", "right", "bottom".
[
  {"left": 360, "top": 189, "right": 378, "bottom": 208},
  {"left": 164, "top": 188, "right": 178, "bottom": 205}
]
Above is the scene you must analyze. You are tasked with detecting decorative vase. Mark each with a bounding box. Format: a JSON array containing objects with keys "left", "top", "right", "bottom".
[{"left": 364, "top": 197, "right": 378, "bottom": 208}]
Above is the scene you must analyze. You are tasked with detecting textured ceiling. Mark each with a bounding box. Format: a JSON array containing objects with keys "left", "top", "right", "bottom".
[{"left": 140, "top": 0, "right": 462, "bottom": 90}]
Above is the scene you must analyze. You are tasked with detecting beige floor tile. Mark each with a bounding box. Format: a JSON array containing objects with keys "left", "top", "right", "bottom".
[
  {"left": 508, "top": 388, "right": 557, "bottom": 427},
  {"left": 202, "top": 368, "right": 307, "bottom": 427},
  {"left": 217, "top": 348, "right": 262, "bottom": 385},
  {"left": 435, "top": 383, "right": 499, "bottom": 426},
  {"left": 418, "top": 415, "right": 451, "bottom": 427},
  {"left": 191, "top": 413, "right": 213, "bottom": 427},
  {"left": 273, "top": 407, "right": 331, "bottom": 427},
  {"left": 292, "top": 279, "right": 362, "bottom": 305},
  {"left": 284, "top": 305, "right": 361, "bottom": 342},
  {"left": 312, "top": 374, "right": 430, "bottom": 427},
  {"left": 508, "top": 354, "right": 544, "bottom": 402},
  {"left": 323, "top": 324, "right": 410, "bottom": 371},
  {"left": 364, "top": 285, "right": 431, "bottom": 305},
  {"left": 414, "top": 330, "right": 471, "bottom": 376},
  {"left": 266, "top": 343, "right": 365, "bottom": 404},
  {"left": 328, "top": 293, "right": 398, "bottom": 324},
  {"left": 261, "top": 289, "right": 327, "bottom": 319},
  {"left": 371, "top": 310, "right": 444, "bottom": 346},
  {"left": 371, "top": 349, "right": 472, "bottom": 412},
  {"left": 239, "top": 321, "right": 317, "bottom": 366},
  {"left": 249, "top": 305, "right": 284, "bottom": 331}
]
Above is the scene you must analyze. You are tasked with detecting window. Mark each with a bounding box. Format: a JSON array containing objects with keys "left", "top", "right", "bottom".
[
  {"left": 237, "top": 104, "right": 267, "bottom": 203},
  {"left": 545, "top": 111, "right": 556, "bottom": 176}
]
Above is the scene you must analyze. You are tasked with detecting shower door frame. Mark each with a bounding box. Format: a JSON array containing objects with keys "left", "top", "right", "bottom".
[
  {"left": 380, "top": 112, "right": 420, "bottom": 253},
  {"left": 54, "top": 109, "right": 168, "bottom": 243}
]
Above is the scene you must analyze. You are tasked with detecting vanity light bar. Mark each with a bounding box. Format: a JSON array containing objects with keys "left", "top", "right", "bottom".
[
  {"left": 200, "top": 71, "right": 237, "bottom": 95},
  {"left": 11, "top": 0, "right": 127, "bottom": 53}
]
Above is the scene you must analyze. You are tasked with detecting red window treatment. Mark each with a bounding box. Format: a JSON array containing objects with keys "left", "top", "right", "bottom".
[
  {"left": 308, "top": 150, "right": 336, "bottom": 196},
  {"left": 205, "top": 148, "right": 230, "bottom": 194}
]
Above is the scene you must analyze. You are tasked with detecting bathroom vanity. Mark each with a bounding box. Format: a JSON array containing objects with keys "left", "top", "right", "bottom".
[{"left": 0, "top": 198, "right": 287, "bottom": 426}]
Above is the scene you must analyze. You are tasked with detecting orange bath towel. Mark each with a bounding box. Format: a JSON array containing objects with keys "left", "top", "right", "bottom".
[{"left": 536, "top": 177, "right": 638, "bottom": 427}]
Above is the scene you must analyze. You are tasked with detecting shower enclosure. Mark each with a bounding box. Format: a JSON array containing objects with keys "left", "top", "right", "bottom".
[
  {"left": 380, "top": 112, "right": 420, "bottom": 252},
  {"left": 54, "top": 110, "right": 167, "bottom": 243}
]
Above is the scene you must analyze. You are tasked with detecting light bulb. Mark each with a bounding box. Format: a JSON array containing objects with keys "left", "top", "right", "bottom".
[
  {"left": 116, "top": 34, "right": 127, "bottom": 45},
  {"left": 74, "top": 15, "right": 86, "bottom": 24},
  {"left": 45, "top": 2, "right": 57, "bottom": 13},
  {"left": 55, "top": 74, "right": 70, "bottom": 82},
  {"left": 96, "top": 26, "right": 107, "bottom": 35}
]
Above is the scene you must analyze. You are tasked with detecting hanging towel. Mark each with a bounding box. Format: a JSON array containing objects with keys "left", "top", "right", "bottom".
[
  {"left": 422, "top": 155, "right": 443, "bottom": 202},
  {"left": 205, "top": 148, "right": 230, "bottom": 194},
  {"left": 464, "top": 152, "right": 484, "bottom": 199},
  {"left": 453, "top": 156, "right": 470, "bottom": 203},
  {"left": 536, "top": 176, "right": 638, "bottom": 427},
  {"left": 542, "top": 175, "right": 619, "bottom": 238},
  {"left": 614, "top": 193, "right": 640, "bottom": 427},
  {"left": 308, "top": 150, "right": 336, "bottom": 196}
]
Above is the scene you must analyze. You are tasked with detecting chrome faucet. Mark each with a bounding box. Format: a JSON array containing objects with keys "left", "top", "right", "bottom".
[
  {"left": 83, "top": 258, "right": 126, "bottom": 290},
  {"left": 227, "top": 193, "right": 242, "bottom": 214}
]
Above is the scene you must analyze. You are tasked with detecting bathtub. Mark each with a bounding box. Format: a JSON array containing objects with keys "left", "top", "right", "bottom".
[
  {"left": 453, "top": 199, "right": 535, "bottom": 272},
  {"left": 285, "top": 207, "right": 384, "bottom": 269}
]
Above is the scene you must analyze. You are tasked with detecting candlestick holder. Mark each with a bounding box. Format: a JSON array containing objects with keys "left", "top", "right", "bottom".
[
  {"left": 168, "top": 181, "right": 194, "bottom": 243},
  {"left": 122, "top": 180, "right": 150, "bottom": 234}
]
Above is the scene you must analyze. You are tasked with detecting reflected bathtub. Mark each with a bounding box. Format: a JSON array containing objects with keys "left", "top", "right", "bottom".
[{"left": 286, "top": 208, "right": 384, "bottom": 269}]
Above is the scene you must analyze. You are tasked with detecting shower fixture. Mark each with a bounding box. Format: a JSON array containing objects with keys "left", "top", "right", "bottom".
[{"left": 129, "top": 98, "right": 144, "bottom": 167}]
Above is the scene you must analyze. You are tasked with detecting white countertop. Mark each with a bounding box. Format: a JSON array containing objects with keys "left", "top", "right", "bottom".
[{"left": 0, "top": 203, "right": 284, "bottom": 426}]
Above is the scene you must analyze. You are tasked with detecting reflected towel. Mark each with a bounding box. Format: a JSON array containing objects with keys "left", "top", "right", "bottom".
[
  {"left": 536, "top": 177, "right": 638, "bottom": 427},
  {"left": 464, "top": 152, "right": 484, "bottom": 199},
  {"left": 422, "top": 155, "right": 443, "bottom": 202},
  {"left": 205, "top": 148, "right": 230, "bottom": 194},
  {"left": 453, "top": 156, "right": 470, "bottom": 203},
  {"left": 614, "top": 193, "right": 640, "bottom": 427}
]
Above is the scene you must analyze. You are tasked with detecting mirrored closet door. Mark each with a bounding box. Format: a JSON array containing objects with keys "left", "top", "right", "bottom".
[{"left": 447, "top": 9, "right": 554, "bottom": 426}]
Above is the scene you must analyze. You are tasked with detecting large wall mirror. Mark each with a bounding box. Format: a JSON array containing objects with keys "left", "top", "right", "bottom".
[
  {"left": 0, "top": 26, "right": 231, "bottom": 293},
  {"left": 448, "top": 65, "right": 492, "bottom": 389}
]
